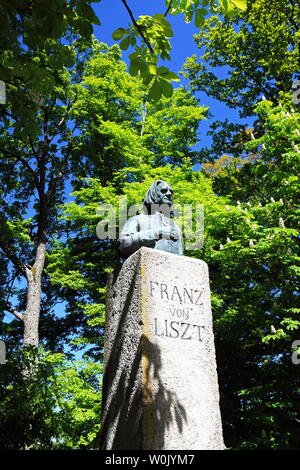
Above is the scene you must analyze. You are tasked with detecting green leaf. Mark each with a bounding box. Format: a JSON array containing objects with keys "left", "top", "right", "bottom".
[
  {"left": 226, "top": 8, "right": 239, "bottom": 18},
  {"left": 138, "top": 60, "right": 149, "bottom": 77},
  {"left": 148, "top": 64, "right": 158, "bottom": 75},
  {"left": 231, "top": 0, "right": 247, "bottom": 11},
  {"left": 76, "top": 1, "right": 100, "bottom": 25},
  {"left": 158, "top": 66, "right": 169, "bottom": 75},
  {"left": 157, "top": 66, "right": 180, "bottom": 82},
  {"left": 112, "top": 27, "right": 128, "bottom": 40},
  {"left": 184, "top": 9, "right": 194, "bottom": 23},
  {"left": 149, "top": 79, "right": 162, "bottom": 100},
  {"left": 129, "top": 58, "right": 139, "bottom": 76},
  {"left": 169, "top": 7, "right": 184, "bottom": 15},
  {"left": 143, "top": 73, "right": 154, "bottom": 86},
  {"left": 160, "top": 79, "right": 174, "bottom": 98},
  {"left": 76, "top": 19, "right": 93, "bottom": 37},
  {"left": 120, "top": 35, "right": 131, "bottom": 50},
  {"left": 195, "top": 10, "right": 206, "bottom": 27},
  {"left": 130, "top": 35, "right": 136, "bottom": 46},
  {"left": 164, "top": 27, "right": 174, "bottom": 38}
]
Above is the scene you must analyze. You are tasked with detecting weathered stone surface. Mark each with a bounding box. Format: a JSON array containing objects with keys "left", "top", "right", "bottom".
[{"left": 100, "top": 247, "right": 224, "bottom": 450}]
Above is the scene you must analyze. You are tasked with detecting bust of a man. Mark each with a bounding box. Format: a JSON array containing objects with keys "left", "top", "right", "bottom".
[{"left": 118, "top": 180, "right": 183, "bottom": 258}]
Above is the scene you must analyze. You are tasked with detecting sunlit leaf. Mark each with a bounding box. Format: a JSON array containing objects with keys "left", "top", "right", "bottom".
[{"left": 231, "top": 0, "right": 247, "bottom": 11}]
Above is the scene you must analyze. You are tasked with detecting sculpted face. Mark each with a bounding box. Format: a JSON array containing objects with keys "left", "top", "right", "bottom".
[{"left": 155, "top": 181, "right": 174, "bottom": 206}]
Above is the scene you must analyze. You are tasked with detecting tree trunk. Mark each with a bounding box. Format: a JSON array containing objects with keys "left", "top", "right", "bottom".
[{"left": 23, "top": 241, "right": 46, "bottom": 349}]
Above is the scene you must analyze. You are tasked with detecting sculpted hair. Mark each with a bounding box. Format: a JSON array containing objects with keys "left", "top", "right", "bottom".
[
  {"left": 143, "top": 180, "right": 174, "bottom": 217},
  {"left": 143, "top": 180, "right": 164, "bottom": 207}
]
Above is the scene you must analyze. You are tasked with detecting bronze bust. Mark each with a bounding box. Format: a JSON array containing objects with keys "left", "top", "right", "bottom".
[{"left": 118, "top": 180, "right": 183, "bottom": 258}]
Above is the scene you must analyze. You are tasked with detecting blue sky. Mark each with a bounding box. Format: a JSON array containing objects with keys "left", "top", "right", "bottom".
[
  {"left": 92, "top": 0, "right": 251, "bottom": 148},
  {"left": 93, "top": 0, "right": 200, "bottom": 74}
]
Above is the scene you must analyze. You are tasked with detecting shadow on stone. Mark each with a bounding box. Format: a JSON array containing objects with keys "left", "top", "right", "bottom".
[
  {"left": 141, "top": 334, "right": 187, "bottom": 449},
  {"left": 100, "top": 263, "right": 142, "bottom": 450},
  {"left": 100, "top": 263, "right": 187, "bottom": 450}
]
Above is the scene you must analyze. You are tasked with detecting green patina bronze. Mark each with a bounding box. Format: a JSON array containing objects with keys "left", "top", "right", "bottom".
[{"left": 118, "top": 180, "right": 183, "bottom": 258}]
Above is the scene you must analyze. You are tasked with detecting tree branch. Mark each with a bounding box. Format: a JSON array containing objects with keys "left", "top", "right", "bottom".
[
  {"left": 48, "top": 94, "right": 76, "bottom": 144},
  {"left": 0, "top": 147, "right": 39, "bottom": 189},
  {"left": 164, "top": 0, "right": 174, "bottom": 16},
  {"left": 28, "top": 135, "right": 39, "bottom": 160},
  {"left": 0, "top": 240, "right": 27, "bottom": 277},
  {"left": 2, "top": 109, "right": 19, "bottom": 123},
  {"left": 121, "top": 0, "right": 154, "bottom": 53},
  {"left": 46, "top": 153, "right": 69, "bottom": 201},
  {"left": 48, "top": 115, "right": 67, "bottom": 145},
  {"left": 4, "top": 304, "right": 24, "bottom": 321}
]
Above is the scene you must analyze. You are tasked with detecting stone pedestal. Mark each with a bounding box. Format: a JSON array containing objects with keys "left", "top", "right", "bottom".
[{"left": 100, "top": 247, "right": 224, "bottom": 450}]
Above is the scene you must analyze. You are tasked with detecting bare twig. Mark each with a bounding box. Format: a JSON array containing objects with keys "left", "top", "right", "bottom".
[
  {"left": 164, "top": 0, "right": 174, "bottom": 16},
  {"left": 121, "top": 0, "right": 155, "bottom": 54}
]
